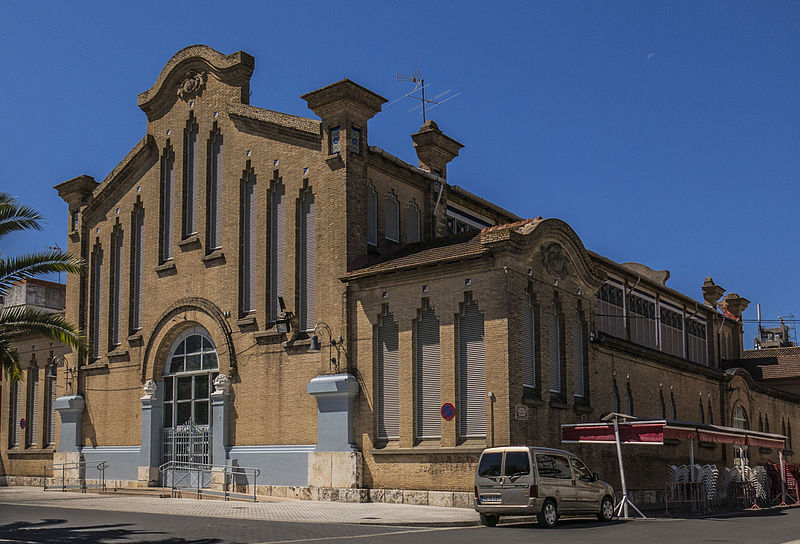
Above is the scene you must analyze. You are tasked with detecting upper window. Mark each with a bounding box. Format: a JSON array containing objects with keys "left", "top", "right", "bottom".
[
  {"left": 407, "top": 201, "right": 420, "bottom": 244},
  {"left": 329, "top": 126, "right": 340, "bottom": 154},
  {"left": 385, "top": 193, "right": 400, "bottom": 243},
  {"left": 733, "top": 406, "right": 748, "bottom": 430},
  {"left": 367, "top": 184, "right": 378, "bottom": 246}
]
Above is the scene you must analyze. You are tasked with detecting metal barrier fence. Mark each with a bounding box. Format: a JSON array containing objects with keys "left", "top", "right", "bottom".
[
  {"left": 664, "top": 481, "right": 709, "bottom": 516},
  {"left": 158, "top": 460, "right": 261, "bottom": 502},
  {"left": 43, "top": 460, "right": 108, "bottom": 492}
]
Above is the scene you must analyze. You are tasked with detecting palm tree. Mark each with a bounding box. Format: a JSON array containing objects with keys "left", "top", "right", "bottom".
[{"left": 0, "top": 193, "right": 86, "bottom": 381}]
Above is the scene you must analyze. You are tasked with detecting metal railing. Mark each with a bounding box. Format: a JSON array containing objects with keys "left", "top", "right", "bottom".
[
  {"left": 158, "top": 460, "right": 261, "bottom": 502},
  {"left": 43, "top": 460, "right": 109, "bottom": 492},
  {"left": 664, "top": 481, "right": 709, "bottom": 516}
]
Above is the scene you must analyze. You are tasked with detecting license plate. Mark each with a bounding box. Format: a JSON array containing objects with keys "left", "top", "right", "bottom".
[{"left": 481, "top": 495, "right": 502, "bottom": 503}]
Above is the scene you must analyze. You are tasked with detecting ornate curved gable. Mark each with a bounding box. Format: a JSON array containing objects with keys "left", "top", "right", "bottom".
[
  {"left": 137, "top": 45, "right": 255, "bottom": 121},
  {"left": 482, "top": 217, "right": 605, "bottom": 290}
]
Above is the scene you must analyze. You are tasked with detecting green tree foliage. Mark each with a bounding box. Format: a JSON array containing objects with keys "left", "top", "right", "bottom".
[{"left": 0, "top": 193, "right": 86, "bottom": 381}]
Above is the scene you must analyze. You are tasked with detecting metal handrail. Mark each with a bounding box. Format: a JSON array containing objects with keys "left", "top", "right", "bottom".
[
  {"left": 43, "top": 460, "right": 109, "bottom": 493},
  {"left": 158, "top": 460, "right": 261, "bottom": 502}
]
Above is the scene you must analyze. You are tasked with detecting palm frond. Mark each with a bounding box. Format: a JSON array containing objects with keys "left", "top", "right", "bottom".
[
  {"left": 0, "top": 306, "right": 88, "bottom": 358},
  {"left": 0, "top": 338, "right": 24, "bottom": 382},
  {"left": 0, "top": 193, "right": 43, "bottom": 239},
  {"left": 0, "top": 251, "right": 84, "bottom": 293}
]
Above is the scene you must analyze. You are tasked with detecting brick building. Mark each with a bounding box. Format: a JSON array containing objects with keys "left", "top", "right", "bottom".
[{"left": 3, "top": 45, "right": 798, "bottom": 505}]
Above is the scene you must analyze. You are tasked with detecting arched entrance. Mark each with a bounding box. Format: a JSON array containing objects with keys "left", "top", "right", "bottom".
[{"left": 161, "top": 326, "right": 219, "bottom": 467}]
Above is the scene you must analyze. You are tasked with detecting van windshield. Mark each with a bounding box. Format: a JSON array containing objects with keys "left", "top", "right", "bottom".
[
  {"left": 503, "top": 452, "right": 530, "bottom": 477},
  {"left": 477, "top": 453, "right": 502, "bottom": 478}
]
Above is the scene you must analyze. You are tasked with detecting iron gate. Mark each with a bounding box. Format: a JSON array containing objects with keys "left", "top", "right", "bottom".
[{"left": 161, "top": 419, "right": 211, "bottom": 488}]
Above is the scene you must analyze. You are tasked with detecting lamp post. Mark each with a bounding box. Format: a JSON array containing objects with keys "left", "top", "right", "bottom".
[{"left": 308, "top": 322, "right": 345, "bottom": 373}]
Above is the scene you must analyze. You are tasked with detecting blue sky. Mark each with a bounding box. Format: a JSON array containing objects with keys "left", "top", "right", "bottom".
[{"left": 1, "top": 1, "right": 798, "bottom": 345}]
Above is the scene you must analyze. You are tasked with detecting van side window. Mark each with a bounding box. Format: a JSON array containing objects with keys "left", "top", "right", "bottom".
[
  {"left": 503, "top": 452, "right": 530, "bottom": 477},
  {"left": 536, "top": 454, "right": 572, "bottom": 479},
  {"left": 478, "top": 453, "right": 502, "bottom": 478},
  {"left": 570, "top": 458, "right": 593, "bottom": 482}
]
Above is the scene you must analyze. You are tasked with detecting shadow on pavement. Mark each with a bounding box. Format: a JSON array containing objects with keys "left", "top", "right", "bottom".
[
  {"left": 0, "top": 517, "right": 222, "bottom": 543},
  {"left": 497, "top": 517, "right": 627, "bottom": 530}
]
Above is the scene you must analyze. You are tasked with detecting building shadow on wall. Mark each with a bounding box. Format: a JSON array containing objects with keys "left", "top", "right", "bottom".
[{"left": 0, "top": 518, "right": 221, "bottom": 543}]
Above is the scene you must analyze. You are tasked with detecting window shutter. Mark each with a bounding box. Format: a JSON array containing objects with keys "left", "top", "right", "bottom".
[
  {"left": 209, "top": 134, "right": 223, "bottom": 250},
  {"left": 12, "top": 381, "right": 21, "bottom": 446},
  {"left": 269, "top": 183, "right": 286, "bottom": 320},
  {"left": 91, "top": 246, "right": 103, "bottom": 359},
  {"left": 416, "top": 305, "right": 441, "bottom": 439},
  {"left": 241, "top": 174, "right": 256, "bottom": 313},
  {"left": 549, "top": 309, "right": 561, "bottom": 393},
  {"left": 407, "top": 202, "right": 420, "bottom": 244},
  {"left": 377, "top": 312, "right": 400, "bottom": 440},
  {"left": 29, "top": 375, "right": 38, "bottom": 445},
  {"left": 111, "top": 228, "right": 121, "bottom": 347},
  {"left": 300, "top": 189, "right": 316, "bottom": 330},
  {"left": 573, "top": 313, "right": 585, "bottom": 397},
  {"left": 161, "top": 149, "right": 174, "bottom": 261},
  {"left": 47, "top": 375, "right": 56, "bottom": 445},
  {"left": 185, "top": 124, "right": 198, "bottom": 236},
  {"left": 521, "top": 293, "right": 536, "bottom": 389},
  {"left": 367, "top": 185, "right": 377, "bottom": 246},
  {"left": 131, "top": 206, "right": 143, "bottom": 331},
  {"left": 458, "top": 297, "right": 486, "bottom": 438},
  {"left": 596, "top": 280, "right": 625, "bottom": 338},
  {"left": 385, "top": 194, "right": 399, "bottom": 242}
]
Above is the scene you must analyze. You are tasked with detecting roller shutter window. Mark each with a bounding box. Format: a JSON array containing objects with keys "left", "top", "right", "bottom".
[
  {"left": 659, "top": 302, "right": 684, "bottom": 358},
  {"left": 596, "top": 279, "right": 625, "bottom": 338},
  {"left": 130, "top": 204, "right": 144, "bottom": 332},
  {"left": 377, "top": 311, "right": 400, "bottom": 440},
  {"left": 458, "top": 296, "right": 486, "bottom": 438},
  {"left": 269, "top": 182, "right": 286, "bottom": 321},
  {"left": 184, "top": 120, "right": 198, "bottom": 237},
  {"left": 46, "top": 373, "right": 56, "bottom": 446},
  {"left": 385, "top": 193, "right": 399, "bottom": 243},
  {"left": 573, "top": 312, "right": 585, "bottom": 398},
  {"left": 407, "top": 202, "right": 420, "bottom": 244},
  {"left": 241, "top": 172, "right": 257, "bottom": 314},
  {"left": 90, "top": 244, "right": 103, "bottom": 360},
  {"left": 208, "top": 132, "right": 223, "bottom": 251},
  {"left": 299, "top": 188, "right": 316, "bottom": 331},
  {"left": 110, "top": 226, "right": 122, "bottom": 347},
  {"left": 415, "top": 304, "right": 441, "bottom": 439},
  {"left": 28, "top": 372, "right": 38, "bottom": 445},
  {"left": 686, "top": 317, "right": 708, "bottom": 366},
  {"left": 548, "top": 308, "right": 561, "bottom": 394},
  {"left": 160, "top": 146, "right": 175, "bottom": 262},
  {"left": 367, "top": 184, "right": 377, "bottom": 246},
  {"left": 521, "top": 292, "right": 536, "bottom": 390},
  {"left": 628, "top": 290, "right": 657, "bottom": 349},
  {"left": 11, "top": 381, "right": 20, "bottom": 446}
]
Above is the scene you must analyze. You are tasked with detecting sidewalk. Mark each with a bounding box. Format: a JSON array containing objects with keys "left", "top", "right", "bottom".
[{"left": 0, "top": 486, "right": 481, "bottom": 527}]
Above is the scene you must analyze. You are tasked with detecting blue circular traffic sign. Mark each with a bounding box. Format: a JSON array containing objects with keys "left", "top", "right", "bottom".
[{"left": 441, "top": 403, "right": 455, "bottom": 420}]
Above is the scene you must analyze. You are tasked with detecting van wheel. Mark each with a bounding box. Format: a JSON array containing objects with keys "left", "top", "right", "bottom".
[
  {"left": 537, "top": 499, "right": 558, "bottom": 528},
  {"left": 479, "top": 513, "right": 499, "bottom": 527},
  {"left": 597, "top": 496, "right": 614, "bottom": 522}
]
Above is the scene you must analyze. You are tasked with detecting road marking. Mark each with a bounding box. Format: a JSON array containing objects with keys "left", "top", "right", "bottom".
[{"left": 253, "top": 525, "right": 477, "bottom": 544}]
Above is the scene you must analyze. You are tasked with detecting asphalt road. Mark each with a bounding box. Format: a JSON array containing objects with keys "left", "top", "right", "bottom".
[{"left": 1, "top": 503, "right": 800, "bottom": 544}]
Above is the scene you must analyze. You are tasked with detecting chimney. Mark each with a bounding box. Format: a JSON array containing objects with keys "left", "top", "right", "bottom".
[
  {"left": 411, "top": 120, "right": 463, "bottom": 178},
  {"left": 720, "top": 293, "right": 750, "bottom": 320},
  {"left": 701, "top": 277, "right": 725, "bottom": 309}
]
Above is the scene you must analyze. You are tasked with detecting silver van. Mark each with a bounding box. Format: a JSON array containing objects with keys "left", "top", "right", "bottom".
[{"left": 474, "top": 446, "right": 615, "bottom": 528}]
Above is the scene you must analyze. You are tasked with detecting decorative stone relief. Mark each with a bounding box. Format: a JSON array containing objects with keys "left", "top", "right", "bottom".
[
  {"left": 541, "top": 242, "right": 571, "bottom": 279},
  {"left": 141, "top": 379, "right": 157, "bottom": 400},
  {"left": 177, "top": 70, "right": 207, "bottom": 100},
  {"left": 213, "top": 373, "right": 231, "bottom": 396}
]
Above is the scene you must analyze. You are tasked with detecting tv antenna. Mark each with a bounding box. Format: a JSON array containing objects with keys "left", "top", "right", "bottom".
[
  {"left": 48, "top": 243, "right": 63, "bottom": 283},
  {"left": 390, "top": 71, "right": 460, "bottom": 124}
]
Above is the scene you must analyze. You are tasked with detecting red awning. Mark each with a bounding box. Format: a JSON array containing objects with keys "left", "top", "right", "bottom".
[{"left": 562, "top": 419, "right": 786, "bottom": 450}]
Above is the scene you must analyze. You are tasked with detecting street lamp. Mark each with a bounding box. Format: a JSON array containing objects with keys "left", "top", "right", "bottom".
[{"left": 308, "top": 322, "right": 346, "bottom": 373}]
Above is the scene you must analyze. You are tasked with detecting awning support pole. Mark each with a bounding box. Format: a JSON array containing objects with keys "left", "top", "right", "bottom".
[
  {"left": 779, "top": 449, "right": 787, "bottom": 506},
  {"left": 611, "top": 416, "right": 648, "bottom": 519}
]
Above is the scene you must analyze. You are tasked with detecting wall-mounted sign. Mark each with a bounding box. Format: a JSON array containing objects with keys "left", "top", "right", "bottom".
[
  {"left": 19, "top": 418, "right": 26, "bottom": 430},
  {"left": 515, "top": 404, "right": 529, "bottom": 421},
  {"left": 441, "top": 403, "right": 455, "bottom": 421}
]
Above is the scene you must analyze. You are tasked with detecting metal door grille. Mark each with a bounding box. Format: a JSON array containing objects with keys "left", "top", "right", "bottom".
[{"left": 162, "top": 419, "right": 210, "bottom": 465}]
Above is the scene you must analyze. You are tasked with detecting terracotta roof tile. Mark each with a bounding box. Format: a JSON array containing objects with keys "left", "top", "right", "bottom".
[{"left": 741, "top": 346, "right": 800, "bottom": 359}]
